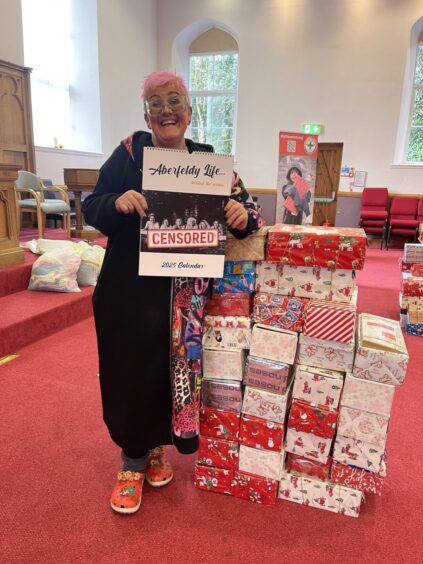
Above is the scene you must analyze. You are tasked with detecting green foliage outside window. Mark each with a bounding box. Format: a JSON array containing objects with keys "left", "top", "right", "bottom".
[{"left": 407, "top": 44, "right": 423, "bottom": 161}]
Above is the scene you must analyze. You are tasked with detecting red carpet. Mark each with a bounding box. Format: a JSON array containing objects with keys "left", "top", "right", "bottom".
[{"left": 0, "top": 249, "right": 422, "bottom": 563}]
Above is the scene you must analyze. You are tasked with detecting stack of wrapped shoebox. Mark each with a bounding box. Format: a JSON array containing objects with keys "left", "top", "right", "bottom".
[
  {"left": 194, "top": 225, "right": 409, "bottom": 517},
  {"left": 399, "top": 243, "right": 423, "bottom": 336}
]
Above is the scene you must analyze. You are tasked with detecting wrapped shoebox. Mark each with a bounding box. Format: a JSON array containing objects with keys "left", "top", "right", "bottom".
[
  {"left": 238, "top": 444, "right": 283, "bottom": 480},
  {"left": 197, "top": 436, "right": 239, "bottom": 470},
  {"left": 404, "top": 243, "right": 423, "bottom": 263},
  {"left": 249, "top": 323, "right": 298, "bottom": 365},
  {"left": 239, "top": 414, "right": 284, "bottom": 452},
  {"left": 304, "top": 299, "right": 356, "bottom": 344},
  {"left": 399, "top": 293, "right": 423, "bottom": 310},
  {"left": 284, "top": 428, "right": 333, "bottom": 464},
  {"left": 292, "top": 364, "right": 344, "bottom": 409},
  {"left": 285, "top": 453, "right": 332, "bottom": 481},
  {"left": 252, "top": 292, "right": 308, "bottom": 332},
  {"left": 223, "top": 260, "right": 256, "bottom": 276},
  {"left": 401, "top": 274, "right": 423, "bottom": 297},
  {"left": 405, "top": 319, "right": 423, "bottom": 336},
  {"left": 278, "top": 472, "right": 363, "bottom": 517},
  {"left": 202, "top": 326, "right": 251, "bottom": 350},
  {"left": 213, "top": 273, "right": 256, "bottom": 294},
  {"left": 232, "top": 471, "right": 278, "bottom": 506},
  {"left": 201, "top": 379, "right": 242, "bottom": 412},
  {"left": 399, "top": 259, "right": 413, "bottom": 273},
  {"left": 330, "top": 460, "right": 386, "bottom": 496},
  {"left": 255, "top": 262, "right": 279, "bottom": 294},
  {"left": 203, "top": 348, "right": 246, "bottom": 381},
  {"left": 199, "top": 407, "right": 240, "bottom": 441},
  {"left": 242, "top": 384, "right": 291, "bottom": 424},
  {"left": 205, "top": 293, "right": 251, "bottom": 317},
  {"left": 244, "top": 355, "right": 291, "bottom": 395},
  {"left": 408, "top": 308, "right": 423, "bottom": 323},
  {"left": 341, "top": 373, "right": 395, "bottom": 418},
  {"left": 353, "top": 313, "right": 409, "bottom": 386},
  {"left": 203, "top": 315, "right": 250, "bottom": 329},
  {"left": 296, "top": 334, "right": 355, "bottom": 372},
  {"left": 287, "top": 399, "right": 338, "bottom": 440},
  {"left": 278, "top": 264, "right": 332, "bottom": 300},
  {"left": 266, "top": 225, "right": 366, "bottom": 270},
  {"left": 194, "top": 464, "right": 234, "bottom": 495},
  {"left": 337, "top": 405, "right": 389, "bottom": 448},
  {"left": 225, "top": 226, "right": 269, "bottom": 262},
  {"left": 333, "top": 434, "right": 385, "bottom": 473},
  {"left": 411, "top": 263, "right": 423, "bottom": 277},
  {"left": 330, "top": 269, "right": 357, "bottom": 303}
]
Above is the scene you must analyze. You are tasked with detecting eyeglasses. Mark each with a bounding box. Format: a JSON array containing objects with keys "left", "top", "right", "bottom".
[{"left": 144, "top": 94, "right": 187, "bottom": 116}]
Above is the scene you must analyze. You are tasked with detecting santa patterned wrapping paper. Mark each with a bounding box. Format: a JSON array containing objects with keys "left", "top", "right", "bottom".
[
  {"left": 284, "top": 428, "right": 333, "bottom": 464},
  {"left": 199, "top": 407, "right": 240, "bottom": 441},
  {"left": 223, "top": 261, "right": 256, "bottom": 276},
  {"left": 197, "top": 436, "right": 239, "bottom": 470},
  {"left": 333, "top": 434, "right": 385, "bottom": 473},
  {"left": 288, "top": 399, "right": 338, "bottom": 439},
  {"left": 205, "top": 293, "right": 251, "bottom": 316},
  {"left": 231, "top": 471, "right": 278, "bottom": 505},
  {"left": 194, "top": 464, "right": 234, "bottom": 495},
  {"left": 278, "top": 264, "right": 332, "bottom": 300},
  {"left": 330, "top": 460, "right": 386, "bottom": 496},
  {"left": 203, "top": 315, "right": 251, "bottom": 328},
  {"left": 225, "top": 227, "right": 269, "bottom": 261},
  {"left": 404, "top": 243, "right": 423, "bottom": 263},
  {"left": 330, "top": 269, "right": 357, "bottom": 303},
  {"left": 201, "top": 379, "right": 242, "bottom": 412},
  {"left": 249, "top": 324, "right": 298, "bottom": 364},
  {"left": 242, "top": 384, "right": 291, "bottom": 424},
  {"left": 266, "top": 225, "right": 366, "bottom": 270},
  {"left": 238, "top": 444, "right": 283, "bottom": 480},
  {"left": 212, "top": 273, "right": 256, "bottom": 294},
  {"left": 202, "top": 348, "right": 246, "bottom": 381},
  {"left": 401, "top": 274, "right": 423, "bottom": 297},
  {"left": 278, "top": 472, "right": 363, "bottom": 517},
  {"left": 286, "top": 453, "right": 332, "bottom": 481},
  {"left": 337, "top": 405, "right": 389, "bottom": 448},
  {"left": 252, "top": 292, "right": 308, "bottom": 332},
  {"left": 341, "top": 374, "right": 395, "bottom": 418},
  {"left": 244, "top": 355, "right": 291, "bottom": 395},
  {"left": 297, "top": 334, "right": 355, "bottom": 372},
  {"left": 239, "top": 414, "right": 284, "bottom": 452},
  {"left": 411, "top": 263, "right": 423, "bottom": 277},
  {"left": 255, "top": 262, "right": 279, "bottom": 294},
  {"left": 202, "top": 326, "right": 251, "bottom": 350},
  {"left": 292, "top": 364, "right": 344, "bottom": 409},
  {"left": 353, "top": 313, "right": 409, "bottom": 386},
  {"left": 304, "top": 299, "right": 356, "bottom": 344}
]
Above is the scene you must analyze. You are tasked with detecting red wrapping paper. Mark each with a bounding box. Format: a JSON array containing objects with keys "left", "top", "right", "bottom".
[
  {"left": 401, "top": 276, "right": 423, "bottom": 297},
  {"left": 205, "top": 293, "right": 251, "bottom": 316},
  {"left": 199, "top": 407, "right": 240, "bottom": 441},
  {"left": 304, "top": 299, "right": 356, "bottom": 344},
  {"left": 411, "top": 264, "right": 423, "bottom": 277},
  {"left": 330, "top": 460, "right": 385, "bottom": 496},
  {"left": 197, "top": 436, "right": 239, "bottom": 470},
  {"left": 286, "top": 453, "right": 332, "bottom": 481},
  {"left": 231, "top": 471, "right": 278, "bottom": 505},
  {"left": 288, "top": 399, "right": 338, "bottom": 439},
  {"left": 252, "top": 292, "right": 308, "bottom": 332},
  {"left": 194, "top": 464, "right": 234, "bottom": 495},
  {"left": 239, "top": 414, "right": 284, "bottom": 452}
]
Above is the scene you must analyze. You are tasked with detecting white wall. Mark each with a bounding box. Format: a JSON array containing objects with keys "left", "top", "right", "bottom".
[
  {"left": 157, "top": 0, "right": 423, "bottom": 194},
  {"left": 0, "top": 0, "right": 24, "bottom": 65}
]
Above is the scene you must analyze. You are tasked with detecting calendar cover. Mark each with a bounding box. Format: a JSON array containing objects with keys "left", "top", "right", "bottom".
[{"left": 139, "top": 147, "right": 233, "bottom": 277}]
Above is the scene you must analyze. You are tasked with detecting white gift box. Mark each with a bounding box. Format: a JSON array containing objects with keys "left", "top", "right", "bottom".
[
  {"left": 255, "top": 261, "right": 279, "bottom": 294},
  {"left": 238, "top": 444, "right": 283, "bottom": 481},
  {"left": 333, "top": 434, "right": 385, "bottom": 474},
  {"left": 278, "top": 264, "right": 332, "bottom": 300},
  {"left": 242, "top": 384, "right": 291, "bottom": 423},
  {"left": 296, "top": 334, "right": 355, "bottom": 372},
  {"left": 202, "top": 348, "right": 246, "bottom": 381},
  {"left": 284, "top": 428, "right": 332, "bottom": 464},
  {"left": 341, "top": 373, "right": 395, "bottom": 418},
  {"left": 337, "top": 405, "right": 389, "bottom": 448},
  {"left": 202, "top": 326, "right": 251, "bottom": 350},
  {"left": 250, "top": 324, "right": 298, "bottom": 365},
  {"left": 292, "top": 364, "right": 344, "bottom": 409}
]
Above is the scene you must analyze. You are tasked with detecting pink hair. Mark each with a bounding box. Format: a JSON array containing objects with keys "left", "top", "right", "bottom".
[{"left": 142, "top": 70, "right": 190, "bottom": 101}]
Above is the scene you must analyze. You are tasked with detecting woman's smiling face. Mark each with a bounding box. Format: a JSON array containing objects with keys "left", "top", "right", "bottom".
[{"left": 144, "top": 82, "right": 192, "bottom": 150}]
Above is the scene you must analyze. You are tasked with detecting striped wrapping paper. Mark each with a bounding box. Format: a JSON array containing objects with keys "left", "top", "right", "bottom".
[{"left": 304, "top": 300, "right": 356, "bottom": 343}]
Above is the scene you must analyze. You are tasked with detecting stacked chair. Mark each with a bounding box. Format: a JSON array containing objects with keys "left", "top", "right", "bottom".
[
  {"left": 386, "top": 196, "right": 419, "bottom": 249},
  {"left": 358, "top": 188, "right": 389, "bottom": 249}
]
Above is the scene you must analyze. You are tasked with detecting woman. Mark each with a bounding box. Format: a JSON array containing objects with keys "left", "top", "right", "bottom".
[
  {"left": 82, "top": 70, "right": 263, "bottom": 515},
  {"left": 281, "top": 164, "right": 311, "bottom": 224}
]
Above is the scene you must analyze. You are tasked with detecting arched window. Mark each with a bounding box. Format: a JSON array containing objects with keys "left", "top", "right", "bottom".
[
  {"left": 188, "top": 28, "right": 238, "bottom": 155},
  {"left": 406, "top": 32, "right": 423, "bottom": 161}
]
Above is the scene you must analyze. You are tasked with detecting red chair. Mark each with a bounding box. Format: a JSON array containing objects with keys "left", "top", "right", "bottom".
[
  {"left": 359, "top": 188, "right": 389, "bottom": 249},
  {"left": 417, "top": 198, "right": 423, "bottom": 222},
  {"left": 386, "top": 197, "right": 419, "bottom": 248}
]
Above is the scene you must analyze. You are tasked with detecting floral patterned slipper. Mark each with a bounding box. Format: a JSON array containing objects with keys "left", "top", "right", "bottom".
[
  {"left": 145, "top": 447, "right": 174, "bottom": 487},
  {"left": 110, "top": 470, "right": 145, "bottom": 514}
]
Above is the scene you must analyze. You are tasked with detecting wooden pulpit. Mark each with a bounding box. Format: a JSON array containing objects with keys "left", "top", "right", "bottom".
[
  {"left": 0, "top": 164, "right": 25, "bottom": 268},
  {"left": 63, "top": 168, "right": 101, "bottom": 240}
]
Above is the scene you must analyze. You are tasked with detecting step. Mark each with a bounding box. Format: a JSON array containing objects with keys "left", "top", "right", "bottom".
[{"left": 0, "top": 286, "right": 94, "bottom": 358}]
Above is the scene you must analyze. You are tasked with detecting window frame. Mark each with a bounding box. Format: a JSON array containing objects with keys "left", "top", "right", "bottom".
[
  {"left": 405, "top": 41, "right": 423, "bottom": 163},
  {"left": 188, "top": 49, "right": 239, "bottom": 155}
]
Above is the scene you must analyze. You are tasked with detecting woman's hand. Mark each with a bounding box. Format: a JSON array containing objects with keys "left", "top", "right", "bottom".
[
  {"left": 115, "top": 190, "right": 148, "bottom": 217},
  {"left": 225, "top": 199, "right": 249, "bottom": 230}
]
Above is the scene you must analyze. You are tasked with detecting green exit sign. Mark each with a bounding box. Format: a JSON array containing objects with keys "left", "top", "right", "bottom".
[{"left": 302, "top": 123, "right": 322, "bottom": 134}]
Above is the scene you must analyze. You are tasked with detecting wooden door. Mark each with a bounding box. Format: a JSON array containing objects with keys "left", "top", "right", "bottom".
[{"left": 312, "top": 142, "right": 343, "bottom": 226}]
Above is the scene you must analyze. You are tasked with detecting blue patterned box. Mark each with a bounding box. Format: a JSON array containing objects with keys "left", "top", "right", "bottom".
[
  {"left": 223, "top": 261, "right": 256, "bottom": 276},
  {"left": 405, "top": 321, "right": 423, "bottom": 336},
  {"left": 213, "top": 273, "right": 256, "bottom": 294}
]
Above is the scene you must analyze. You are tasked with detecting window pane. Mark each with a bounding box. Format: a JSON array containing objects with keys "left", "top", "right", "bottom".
[
  {"left": 415, "top": 44, "right": 423, "bottom": 85},
  {"left": 411, "top": 89, "right": 423, "bottom": 126},
  {"left": 212, "top": 54, "right": 238, "bottom": 90},
  {"left": 190, "top": 95, "right": 235, "bottom": 154},
  {"left": 190, "top": 55, "right": 212, "bottom": 90},
  {"left": 406, "top": 127, "right": 423, "bottom": 161}
]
